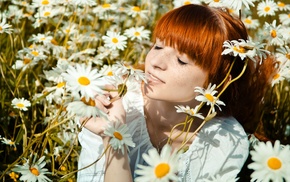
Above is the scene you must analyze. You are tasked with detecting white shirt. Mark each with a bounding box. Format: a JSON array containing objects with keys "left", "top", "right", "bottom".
[{"left": 77, "top": 81, "right": 249, "bottom": 182}]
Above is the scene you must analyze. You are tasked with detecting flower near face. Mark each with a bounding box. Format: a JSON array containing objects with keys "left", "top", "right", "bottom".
[
  {"left": 112, "top": 62, "right": 147, "bottom": 83},
  {"left": 62, "top": 63, "right": 104, "bottom": 102},
  {"left": 222, "top": 39, "right": 257, "bottom": 61},
  {"left": 102, "top": 30, "right": 127, "bottom": 51},
  {"left": 248, "top": 140, "right": 290, "bottom": 182},
  {"left": 194, "top": 83, "right": 225, "bottom": 113},
  {"left": 175, "top": 105, "right": 204, "bottom": 120},
  {"left": 11, "top": 98, "right": 31, "bottom": 111},
  {"left": 103, "top": 121, "right": 135, "bottom": 155},
  {"left": 13, "top": 155, "right": 51, "bottom": 182},
  {"left": 135, "top": 144, "right": 180, "bottom": 182}
]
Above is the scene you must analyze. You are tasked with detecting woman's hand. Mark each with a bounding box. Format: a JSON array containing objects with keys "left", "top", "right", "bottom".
[{"left": 80, "top": 89, "right": 126, "bottom": 136}]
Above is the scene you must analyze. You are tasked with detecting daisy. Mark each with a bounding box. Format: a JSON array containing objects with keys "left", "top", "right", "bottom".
[
  {"left": 277, "top": 1, "right": 290, "bottom": 11},
  {"left": 102, "top": 31, "right": 127, "bottom": 51},
  {"left": 103, "top": 121, "right": 135, "bottom": 154},
  {"left": 257, "top": 0, "right": 278, "bottom": 17},
  {"left": 248, "top": 140, "right": 290, "bottom": 182},
  {"left": 1, "top": 137, "right": 17, "bottom": 148},
  {"left": 124, "top": 26, "right": 151, "bottom": 41},
  {"left": 66, "top": 96, "right": 108, "bottom": 119},
  {"left": 194, "top": 83, "right": 225, "bottom": 113},
  {"left": 112, "top": 62, "right": 146, "bottom": 83},
  {"left": 126, "top": 5, "right": 149, "bottom": 19},
  {"left": 12, "top": 55, "right": 38, "bottom": 71},
  {"left": 62, "top": 63, "right": 105, "bottom": 101},
  {"left": 96, "top": 46, "right": 120, "bottom": 61},
  {"left": 242, "top": 16, "right": 260, "bottom": 29},
  {"left": 13, "top": 155, "right": 51, "bottom": 182},
  {"left": 225, "top": 0, "right": 255, "bottom": 11},
  {"left": 265, "top": 20, "right": 284, "bottom": 46},
  {"left": 135, "top": 144, "right": 180, "bottom": 182},
  {"left": 0, "top": 15, "right": 13, "bottom": 34},
  {"left": 93, "top": 3, "right": 118, "bottom": 15},
  {"left": 175, "top": 105, "right": 205, "bottom": 119},
  {"left": 35, "top": 6, "right": 59, "bottom": 18},
  {"left": 32, "top": 0, "right": 56, "bottom": 8},
  {"left": 71, "top": 0, "right": 97, "bottom": 6},
  {"left": 279, "top": 13, "right": 290, "bottom": 26},
  {"left": 221, "top": 39, "right": 256, "bottom": 61},
  {"left": 204, "top": 0, "right": 227, "bottom": 8},
  {"left": 271, "top": 69, "right": 288, "bottom": 86},
  {"left": 11, "top": 98, "right": 31, "bottom": 111},
  {"left": 172, "top": 0, "right": 202, "bottom": 8}
]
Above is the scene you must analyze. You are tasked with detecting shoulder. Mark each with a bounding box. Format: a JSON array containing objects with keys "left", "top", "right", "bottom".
[{"left": 197, "top": 116, "right": 249, "bottom": 150}]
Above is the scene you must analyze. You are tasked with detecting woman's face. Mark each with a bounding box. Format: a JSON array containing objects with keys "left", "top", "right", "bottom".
[{"left": 144, "top": 39, "right": 207, "bottom": 103}]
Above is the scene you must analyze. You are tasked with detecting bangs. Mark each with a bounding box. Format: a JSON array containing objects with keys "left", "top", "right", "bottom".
[{"left": 153, "top": 5, "right": 226, "bottom": 70}]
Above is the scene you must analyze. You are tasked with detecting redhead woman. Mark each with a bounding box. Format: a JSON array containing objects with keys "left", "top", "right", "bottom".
[{"left": 77, "top": 4, "right": 274, "bottom": 182}]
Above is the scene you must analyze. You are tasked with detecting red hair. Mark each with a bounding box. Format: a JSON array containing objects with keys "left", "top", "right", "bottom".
[{"left": 153, "top": 4, "right": 275, "bottom": 133}]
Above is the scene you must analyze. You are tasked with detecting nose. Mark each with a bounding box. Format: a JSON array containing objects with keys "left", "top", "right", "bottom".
[{"left": 147, "top": 49, "right": 167, "bottom": 70}]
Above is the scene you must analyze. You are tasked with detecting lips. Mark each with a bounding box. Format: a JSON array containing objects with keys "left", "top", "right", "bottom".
[{"left": 146, "top": 72, "right": 164, "bottom": 83}]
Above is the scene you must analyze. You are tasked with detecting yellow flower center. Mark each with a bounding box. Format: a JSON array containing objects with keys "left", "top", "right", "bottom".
[
  {"left": 23, "top": 58, "right": 32, "bottom": 64},
  {"left": 9, "top": 172, "right": 19, "bottom": 180},
  {"left": 21, "top": 1, "right": 27, "bottom": 5},
  {"left": 30, "top": 167, "right": 40, "bottom": 176},
  {"left": 271, "top": 30, "right": 277, "bottom": 38},
  {"left": 233, "top": 46, "right": 246, "bottom": 53},
  {"left": 278, "top": 2, "right": 285, "bottom": 7},
  {"left": 190, "top": 109, "right": 195, "bottom": 115},
  {"left": 0, "top": 26, "right": 2, "bottom": 31},
  {"left": 155, "top": 163, "right": 170, "bottom": 178},
  {"left": 288, "top": 14, "right": 290, "bottom": 18},
  {"left": 205, "top": 93, "right": 214, "bottom": 102},
  {"left": 57, "top": 82, "right": 65, "bottom": 88},
  {"left": 273, "top": 73, "right": 280, "bottom": 80},
  {"left": 78, "top": 76, "right": 90, "bottom": 86},
  {"left": 60, "top": 166, "right": 66, "bottom": 171},
  {"left": 134, "top": 32, "right": 140, "bottom": 36},
  {"left": 264, "top": 6, "right": 270, "bottom": 12},
  {"left": 42, "top": 0, "right": 49, "bottom": 5},
  {"left": 16, "top": 103, "right": 24, "bottom": 108},
  {"left": 107, "top": 71, "right": 113, "bottom": 76},
  {"left": 112, "top": 38, "right": 118, "bottom": 43},
  {"left": 113, "top": 131, "right": 123, "bottom": 140},
  {"left": 51, "top": 39, "right": 58, "bottom": 45},
  {"left": 31, "top": 51, "right": 39, "bottom": 56},
  {"left": 244, "top": 18, "right": 252, "bottom": 24},
  {"left": 286, "top": 53, "right": 290, "bottom": 59},
  {"left": 81, "top": 97, "right": 96, "bottom": 106},
  {"left": 102, "top": 3, "right": 111, "bottom": 8},
  {"left": 183, "top": 1, "right": 191, "bottom": 5},
  {"left": 90, "top": 33, "right": 96, "bottom": 37},
  {"left": 267, "top": 157, "right": 282, "bottom": 170},
  {"left": 44, "top": 12, "right": 51, "bottom": 16},
  {"left": 132, "top": 6, "right": 141, "bottom": 12},
  {"left": 214, "top": 0, "right": 220, "bottom": 2}
]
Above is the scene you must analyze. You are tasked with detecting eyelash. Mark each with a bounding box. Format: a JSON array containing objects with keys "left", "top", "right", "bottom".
[
  {"left": 154, "top": 45, "right": 162, "bottom": 50},
  {"left": 178, "top": 58, "right": 187, "bottom": 65}
]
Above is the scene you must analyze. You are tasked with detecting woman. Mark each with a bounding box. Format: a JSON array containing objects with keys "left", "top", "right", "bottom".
[{"left": 77, "top": 4, "right": 274, "bottom": 181}]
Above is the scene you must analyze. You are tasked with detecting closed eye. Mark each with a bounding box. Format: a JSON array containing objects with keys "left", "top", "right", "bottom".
[
  {"left": 154, "top": 45, "right": 162, "bottom": 50},
  {"left": 178, "top": 58, "right": 187, "bottom": 65}
]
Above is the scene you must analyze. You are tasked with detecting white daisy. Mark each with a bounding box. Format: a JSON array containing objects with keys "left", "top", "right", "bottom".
[
  {"left": 62, "top": 63, "right": 105, "bottom": 101},
  {"left": 265, "top": 20, "right": 284, "bottom": 46},
  {"left": 126, "top": 5, "right": 149, "bottom": 19},
  {"left": 279, "top": 13, "right": 290, "bottom": 26},
  {"left": 194, "top": 83, "right": 225, "bottom": 113},
  {"left": 135, "top": 144, "right": 180, "bottom": 182},
  {"left": 32, "top": 0, "right": 56, "bottom": 8},
  {"left": 71, "top": 0, "right": 97, "bottom": 6},
  {"left": 242, "top": 16, "right": 260, "bottom": 29},
  {"left": 11, "top": 98, "right": 31, "bottom": 111},
  {"left": 225, "top": 0, "right": 255, "bottom": 11},
  {"left": 124, "top": 26, "right": 151, "bottom": 41},
  {"left": 257, "top": 0, "right": 278, "bottom": 17},
  {"left": 112, "top": 62, "right": 146, "bottom": 83},
  {"left": 175, "top": 105, "right": 205, "bottom": 119},
  {"left": 103, "top": 121, "right": 135, "bottom": 154},
  {"left": 1, "top": 137, "right": 17, "bottom": 148},
  {"left": 0, "top": 15, "right": 13, "bottom": 34},
  {"left": 35, "top": 6, "right": 59, "bottom": 18},
  {"left": 277, "top": 1, "right": 290, "bottom": 11},
  {"left": 66, "top": 96, "right": 108, "bottom": 119},
  {"left": 96, "top": 46, "right": 120, "bottom": 60},
  {"left": 102, "top": 31, "right": 127, "bottom": 51},
  {"left": 93, "top": 3, "right": 118, "bottom": 15},
  {"left": 221, "top": 39, "right": 256, "bottom": 61},
  {"left": 248, "top": 140, "right": 290, "bottom": 182},
  {"left": 204, "top": 0, "right": 227, "bottom": 8},
  {"left": 173, "top": 0, "right": 202, "bottom": 8},
  {"left": 13, "top": 155, "right": 51, "bottom": 182}
]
